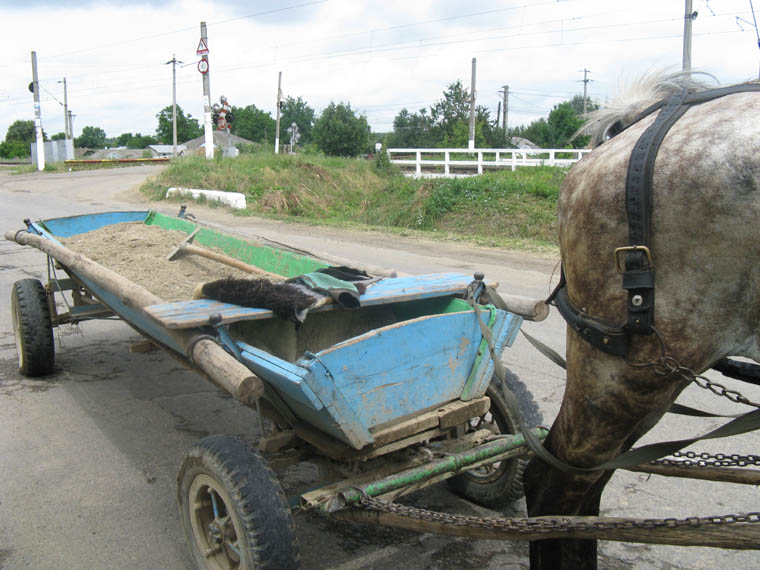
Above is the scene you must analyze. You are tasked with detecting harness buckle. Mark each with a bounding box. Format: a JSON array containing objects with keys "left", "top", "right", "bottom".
[{"left": 614, "top": 245, "right": 653, "bottom": 274}]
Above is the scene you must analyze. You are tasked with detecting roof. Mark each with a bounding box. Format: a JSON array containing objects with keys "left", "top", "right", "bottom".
[
  {"left": 89, "top": 148, "right": 147, "bottom": 160},
  {"left": 149, "top": 144, "right": 187, "bottom": 154},
  {"left": 184, "top": 131, "right": 255, "bottom": 152}
]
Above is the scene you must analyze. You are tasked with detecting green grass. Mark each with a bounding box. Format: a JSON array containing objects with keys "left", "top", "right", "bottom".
[{"left": 140, "top": 153, "right": 567, "bottom": 255}]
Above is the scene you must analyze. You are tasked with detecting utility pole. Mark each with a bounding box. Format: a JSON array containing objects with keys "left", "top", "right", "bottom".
[
  {"left": 59, "top": 78, "right": 69, "bottom": 139},
  {"left": 166, "top": 54, "right": 182, "bottom": 157},
  {"left": 58, "top": 78, "right": 74, "bottom": 160},
  {"left": 468, "top": 58, "right": 476, "bottom": 150},
  {"left": 579, "top": 69, "right": 592, "bottom": 114},
  {"left": 275, "top": 72, "right": 282, "bottom": 154},
  {"left": 499, "top": 85, "right": 509, "bottom": 143},
  {"left": 200, "top": 22, "right": 214, "bottom": 159},
  {"left": 31, "top": 51, "right": 45, "bottom": 171},
  {"left": 683, "top": 0, "right": 698, "bottom": 73}
]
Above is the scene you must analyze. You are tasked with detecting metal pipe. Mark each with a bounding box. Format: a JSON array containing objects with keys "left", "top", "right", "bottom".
[{"left": 325, "top": 428, "right": 548, "bottom": 512}]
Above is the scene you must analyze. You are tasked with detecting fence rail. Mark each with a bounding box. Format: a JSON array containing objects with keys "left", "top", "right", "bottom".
[{"left": 387, "top": 148, "right": 591, "bottom": 178}]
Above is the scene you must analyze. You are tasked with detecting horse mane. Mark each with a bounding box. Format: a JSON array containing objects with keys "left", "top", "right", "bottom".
[{"left": 580, "top": 70, "right": 720, "bottom": 147}]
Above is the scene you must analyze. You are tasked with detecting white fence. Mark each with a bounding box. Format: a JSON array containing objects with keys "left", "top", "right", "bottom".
[{"left": 387, "top": 148, "right": 591, "bottom": 178}]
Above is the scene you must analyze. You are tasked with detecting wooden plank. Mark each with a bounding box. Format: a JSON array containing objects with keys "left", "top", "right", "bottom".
[
  {"left": 370, "top": 397, "right": 490, "bottom": 447},
  {"left": 143, "top": 272, "right": 475, "bottom": 329}
]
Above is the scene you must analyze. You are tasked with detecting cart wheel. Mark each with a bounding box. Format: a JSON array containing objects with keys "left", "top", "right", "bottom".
[
  {"left": 177, "top": 435, "right": 300, "bottom": 570},
  {"left": 11, "top": 279, "right": 55, "bottom": 377},
  {"left": 447, "top": 369, "right": 542, "bottom": 507}
]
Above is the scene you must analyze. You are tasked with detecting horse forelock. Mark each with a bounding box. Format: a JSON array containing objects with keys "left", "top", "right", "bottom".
[{"left": 580, "top": 70, "right": 720, "bottom": 147}]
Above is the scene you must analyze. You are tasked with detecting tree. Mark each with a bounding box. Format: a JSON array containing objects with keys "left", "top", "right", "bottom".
[
  {"left": 279, "top": 96, "right": 316, "bottom": 145},
  {"left": 115, "top": 132, "right": 134, "bottom": 146},
  {"left": 387, "top": 81, "right": 501, "bottom": 148},
  {"left": 117, "top": 132, "right": 158, "bottom": 148},
  {"left": 568, "top": 94, "right": 600, "bottom": 116},
  {"left": 0, "top": 141, "right": 30, "bottom": 158},
  {"left": 155, "top": 105, "right": 202, "bottom": 144},
  {"left": 313, "top": 102, "right": 370, "bottom": 157},
  {"left": 512, "top": 98, "right": 593, "bottom": 149},
  {"left": 230, "top": 104, "right": 275, "bottom": 143},
  {"left": 128, "top": 134, "right": 159, "bottom": 149},
  {"left": 429, "top": 80, "right": 471, "bottom": 145},
  {"left": 5, "top": 120, "right": 45, "bottom": 143},
  {"left": 386, "top": 108, "right": 433, "bottom": 148},
  {"left": 50, "top": 132, "right": 66, "bottom": 141},
  {"left": 75, "top": 126, "right": 107, "bottom": 148}
]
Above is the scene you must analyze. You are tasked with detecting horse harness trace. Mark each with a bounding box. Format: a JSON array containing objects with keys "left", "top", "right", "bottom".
[{"left": 550, "top": 83, "right": 760, "bottom": 359}]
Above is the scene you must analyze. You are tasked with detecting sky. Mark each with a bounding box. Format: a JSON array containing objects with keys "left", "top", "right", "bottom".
[{"left": 1, "top": 0, "right": 759, "bottom": 142}]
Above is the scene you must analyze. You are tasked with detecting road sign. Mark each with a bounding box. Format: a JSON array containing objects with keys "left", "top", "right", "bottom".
[
  {"left": 198, "top": 59, "right": 209, "bottom": 74},
  {"left": 196, "top": 38, "right": 209, "bottom": 56}
]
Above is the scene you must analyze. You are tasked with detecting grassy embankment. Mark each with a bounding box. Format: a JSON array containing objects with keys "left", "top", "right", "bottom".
[{"left": 139, "top": 153, "right": 568, "bottom": 255}]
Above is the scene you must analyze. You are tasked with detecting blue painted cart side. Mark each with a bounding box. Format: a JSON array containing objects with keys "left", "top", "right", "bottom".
[
  {"left": 296, "top": 309, "right": 520, "bottom": 448},
  {"left": 38, "top": 211, "right": 150, "bottom": 238}
]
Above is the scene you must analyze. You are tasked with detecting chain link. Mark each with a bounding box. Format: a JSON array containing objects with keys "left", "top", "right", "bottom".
[
  {"left": 356, "top": 494, "right": 760, "bottom": 535},
  {"left": 625, "top": 328, "right": 760, "bottom": 409},
  {"left": 651, "top": 450, "right": 760, "bottom": 468}
]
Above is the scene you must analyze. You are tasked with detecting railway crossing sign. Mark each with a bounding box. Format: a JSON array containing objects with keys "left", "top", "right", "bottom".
[{"left": 196, "top": 38, "right": 209, "bottom": 56}]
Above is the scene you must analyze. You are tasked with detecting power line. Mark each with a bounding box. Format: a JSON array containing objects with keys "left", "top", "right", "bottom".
[{"left": 45, "top": 1, "right": 328, "bottom": 60}]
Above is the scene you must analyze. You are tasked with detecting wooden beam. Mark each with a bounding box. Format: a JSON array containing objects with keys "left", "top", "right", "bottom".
[
  {"left": 332, "top": 510, "right": 760, "bottom": 549},
  {"left": 625, "top": 463, "right": 760, "bottom": 485}
]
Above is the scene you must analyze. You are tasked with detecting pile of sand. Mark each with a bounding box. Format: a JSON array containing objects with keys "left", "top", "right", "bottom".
[{"left": 61, "top": 222, "right": 250, "bottom": 301}]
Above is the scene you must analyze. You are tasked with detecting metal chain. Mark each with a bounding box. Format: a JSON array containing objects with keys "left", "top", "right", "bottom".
[
  {"left": 625, "top": 327, "right": 760, "bottom": 409},
  {"left": 651, "top": 450, "right": 760, "bottom": 468},
  {"left": 356, "top": 494, "right": 760, "bottom": 534}
]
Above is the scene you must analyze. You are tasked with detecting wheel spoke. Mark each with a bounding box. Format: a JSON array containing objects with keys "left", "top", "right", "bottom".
[{"left": 208, "top": 488, "right": 220, "bottom": 518}]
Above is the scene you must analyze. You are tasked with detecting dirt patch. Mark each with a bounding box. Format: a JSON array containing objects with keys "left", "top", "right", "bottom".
[{"left": 61, "top": 222, "right": 249, "bottom": 301}]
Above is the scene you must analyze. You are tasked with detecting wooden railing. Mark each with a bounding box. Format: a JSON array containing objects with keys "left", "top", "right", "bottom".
[{"left": 387, "top": 148, "right": 591, "bottom": 177}]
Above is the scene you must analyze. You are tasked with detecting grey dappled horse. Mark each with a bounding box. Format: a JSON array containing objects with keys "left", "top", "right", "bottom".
[{"left": 523, "top": 73, "right": 760, "bottom": 569}]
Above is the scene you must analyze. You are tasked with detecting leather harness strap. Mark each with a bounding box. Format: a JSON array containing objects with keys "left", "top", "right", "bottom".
[{"left": 551, "top": 83, "right": 760, "bottom": 358}]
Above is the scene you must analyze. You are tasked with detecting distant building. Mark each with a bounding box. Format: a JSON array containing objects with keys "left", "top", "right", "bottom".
[
  {"left": 148, "top": 144, "right": 187, "bottom": 158},
  {"left": 89, "top": 147, "right": 148, "bottom": 160},
  {"left": 184, "top": 131, "right": 255, "bottom": 155},
  {"left": 510, "top": 136, "right": 541, "bottom": 149}
]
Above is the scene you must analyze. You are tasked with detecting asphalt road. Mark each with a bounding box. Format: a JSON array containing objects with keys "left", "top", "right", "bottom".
[{"left": 0, "top": 166, "right": 758, "bottom": 569}]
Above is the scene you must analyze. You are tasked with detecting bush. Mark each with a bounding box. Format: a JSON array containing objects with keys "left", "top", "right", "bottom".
[
  {"left": 313, "top": 102, "right": 370, "bottom": 157},
  {"left": 0, "top": 140, "right": 30, "bottom": 158}
]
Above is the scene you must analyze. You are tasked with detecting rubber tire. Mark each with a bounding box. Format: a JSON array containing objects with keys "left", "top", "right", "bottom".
[
  {"left": 177, "top": 435, "right": 300, "bottom": 570},
  {"left": 11, "top": 279, "right": 55, "bottom": 377},
  {"left": 447, "top": 369, "right": 543, "bottom": 507}
]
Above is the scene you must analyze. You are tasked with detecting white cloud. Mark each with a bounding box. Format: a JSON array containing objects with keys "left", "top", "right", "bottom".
[{"left": 2, "top": 0, "right": 758, "bottom": 142}]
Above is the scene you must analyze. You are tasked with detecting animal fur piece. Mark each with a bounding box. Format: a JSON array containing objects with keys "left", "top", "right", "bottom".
[{"left": 199, "top": 277, "right": 317, "bottom": 322}]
